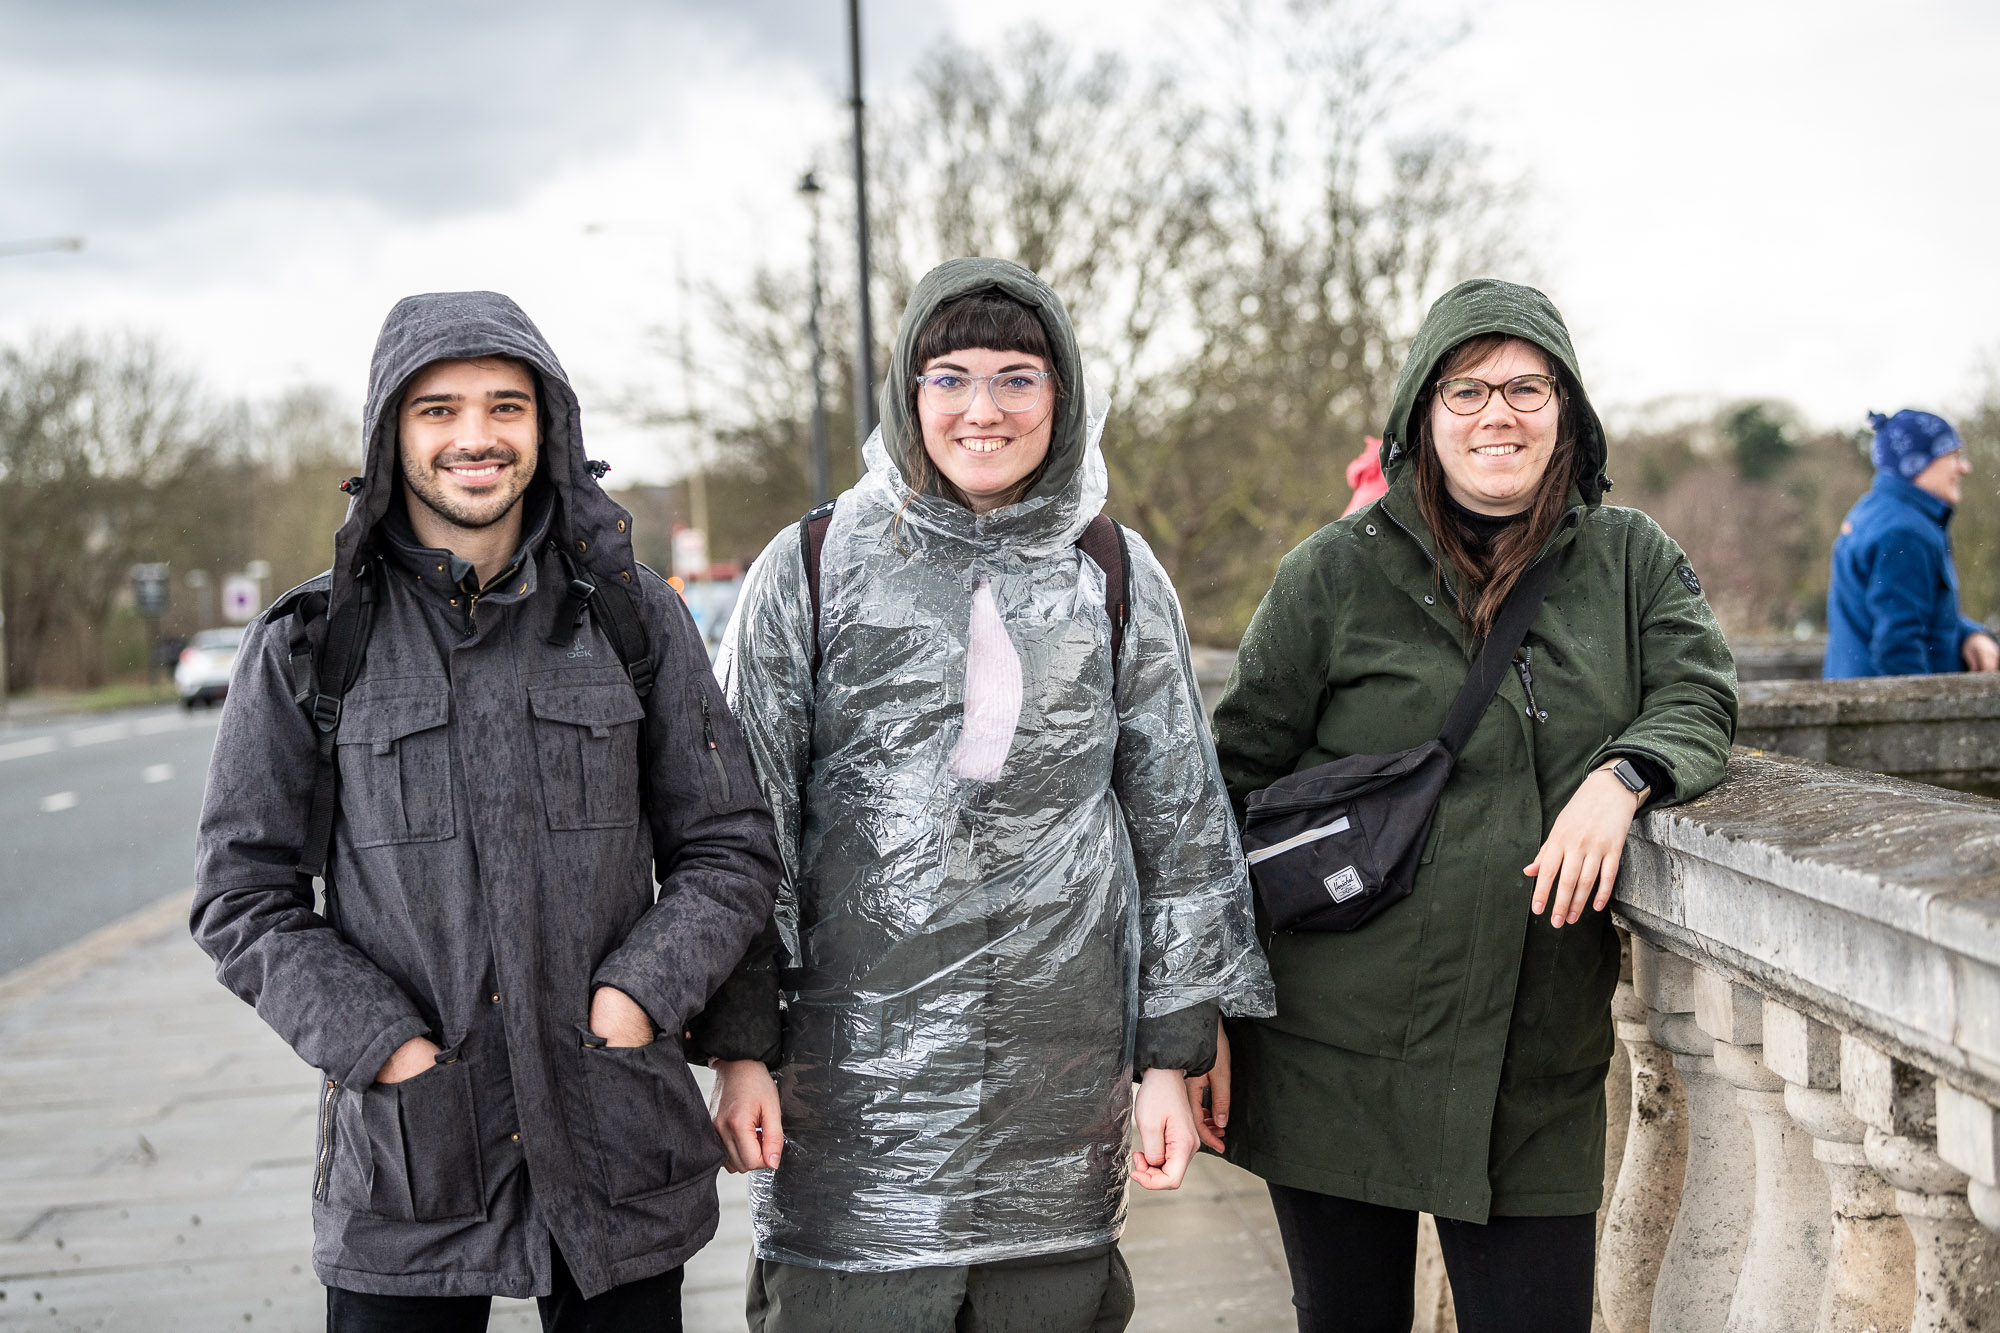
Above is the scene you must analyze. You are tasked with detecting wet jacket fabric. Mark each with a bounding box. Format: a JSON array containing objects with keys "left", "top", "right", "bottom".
[
  {"left": 711, "top": 257, "right": 1274, "bottom": 1270},
  {"left": 1212, "top": 278, "right": 1736, "bottom": 1222},
  {"left": 192, "top": 291, "right": 782, "bottom": 1299},
  {"left": 1824, "top": 471, "right": 1988, "bottom": 677}
]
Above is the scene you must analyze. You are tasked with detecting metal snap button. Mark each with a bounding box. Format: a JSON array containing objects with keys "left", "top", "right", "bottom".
[{"left": 1365, "top": 524, "right": 1378, "bottom": 536}]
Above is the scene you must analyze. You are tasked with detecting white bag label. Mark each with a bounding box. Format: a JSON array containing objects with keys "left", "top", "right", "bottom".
[{"left": 1323, "top": 866, "right": 1366, "bottom": 904}]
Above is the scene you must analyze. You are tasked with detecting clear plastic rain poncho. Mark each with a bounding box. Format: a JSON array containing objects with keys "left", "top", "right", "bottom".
[{"left": 716, "top": 258, "right": 1273, "bottom": 1270}]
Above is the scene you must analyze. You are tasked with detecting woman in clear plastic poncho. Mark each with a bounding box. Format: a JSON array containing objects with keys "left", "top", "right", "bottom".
[{"left": 700, "top": 257, "right": 1273, "bottom": 1332}]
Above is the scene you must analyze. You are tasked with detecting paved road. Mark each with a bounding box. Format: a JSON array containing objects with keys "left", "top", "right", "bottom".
[{"left": 0, "top": 705, "right": 222, "bottom": 974}]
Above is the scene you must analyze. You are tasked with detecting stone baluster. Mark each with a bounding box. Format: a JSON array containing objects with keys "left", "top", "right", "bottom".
[
  {"left": 1599, "top": 937, "right": 1688, "bottom": 1333},
  {"left": 1846, "top": 1037, "right": 2000, "bottom": 1330},
  {"left": 1636, "top": 939, "right": 1756, "bottom": 1333},
  {"left": 1938, "top": 1082, "right": 2000, "bottom": 1238},
  {"left": 1763, "top": 1001, "right": 1912, "bottom": 1333},
  {"left": 1693, "top": 969, "right": 1829, "bottom": 1333}
]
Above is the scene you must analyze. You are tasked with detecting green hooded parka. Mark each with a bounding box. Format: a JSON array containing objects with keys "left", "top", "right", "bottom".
[{"left": 1211, "top": 278, "right": 1737, "bottom": 1222}]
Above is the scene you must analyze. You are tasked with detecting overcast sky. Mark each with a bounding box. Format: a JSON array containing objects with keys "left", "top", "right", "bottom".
[{"left": 3, "top": 0, "right": 1997, "bottom": 481}]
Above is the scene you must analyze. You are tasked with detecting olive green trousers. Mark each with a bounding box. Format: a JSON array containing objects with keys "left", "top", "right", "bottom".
[{"left": 746, "top": 1245, "right": 1135, "bottom": 1333}]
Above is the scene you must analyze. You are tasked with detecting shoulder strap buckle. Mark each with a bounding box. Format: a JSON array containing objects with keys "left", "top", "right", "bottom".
[{"left": 309, "top": 693, "right": 343, "bottom": 733}]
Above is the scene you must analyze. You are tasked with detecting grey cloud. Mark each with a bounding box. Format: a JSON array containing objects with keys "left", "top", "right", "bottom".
[{"left": 0, "top": 0, "right": 940, "bottom": 235}]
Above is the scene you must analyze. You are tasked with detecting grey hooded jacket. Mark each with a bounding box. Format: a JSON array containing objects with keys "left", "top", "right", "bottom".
[
  {"left": 711, "top": 258, "right": 1274, "bottom": 1271},
  {"left": 191, "top": 291, "right": 782, "bottom": 1299}
]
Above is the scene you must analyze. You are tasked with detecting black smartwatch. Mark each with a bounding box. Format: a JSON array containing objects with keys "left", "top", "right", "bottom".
[{"left": 1609, "top": 758, "right": 1649, "bottom": 796}]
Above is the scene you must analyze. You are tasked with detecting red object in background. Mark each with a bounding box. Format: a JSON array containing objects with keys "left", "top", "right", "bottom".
[{"left": 1341, "top": 436, "right": 1388, "bottom": 517}]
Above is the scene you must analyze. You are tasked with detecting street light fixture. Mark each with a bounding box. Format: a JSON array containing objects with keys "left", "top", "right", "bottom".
[{"left": 0, "top": 236, "right": 84, "bottom": 260}]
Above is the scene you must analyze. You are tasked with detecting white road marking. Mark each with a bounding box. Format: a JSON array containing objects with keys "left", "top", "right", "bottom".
[
  {"left": 0, "top": 736, "right": 58, "bottom": 762},
  {"left": 135, "top": 714, "right": 185, "bottom": 735},
  {"left": 40, "top": 791, "right": 79, "bottom": 813},
  {"left": 70, "top": 722, "right": 132, "bottom": 747},
  {"left": 142, "top": 763, "right": 174, "bottom": 784}
]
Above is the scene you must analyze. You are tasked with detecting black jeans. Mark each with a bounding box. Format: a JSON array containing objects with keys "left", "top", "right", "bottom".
[
  {"left": 1266, "top": 1182, "right": 1595, "bottom": 1333},
  {"left": 326, "top": 1243, "right": 683, "bottom": 1333}
]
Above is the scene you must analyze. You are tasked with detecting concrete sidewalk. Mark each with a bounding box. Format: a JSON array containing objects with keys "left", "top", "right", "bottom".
[{"left": 0, "top": 893, "right": 1294, "bottom": 1331}]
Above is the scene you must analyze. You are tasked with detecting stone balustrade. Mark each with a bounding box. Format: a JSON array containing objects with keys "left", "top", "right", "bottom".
[
  {"left": 1604, "top": 748, "right": 2000, "bottom": 1331},
  {"left": 1737, "top": 673, "right": 2000, "bottom": 794}
]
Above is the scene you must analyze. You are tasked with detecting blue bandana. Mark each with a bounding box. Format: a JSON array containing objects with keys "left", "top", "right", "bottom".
[{"left": 1870, "top": 409, "right": 1961, "bottom": 479}]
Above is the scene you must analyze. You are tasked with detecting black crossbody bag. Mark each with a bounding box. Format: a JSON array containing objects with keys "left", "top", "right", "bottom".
[{"left": 1240, "top": 548, "right": 1561, "bottom": 933}]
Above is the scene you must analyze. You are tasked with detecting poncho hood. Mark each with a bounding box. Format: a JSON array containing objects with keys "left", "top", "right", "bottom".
[
  {"left": 324, "top": 290, "right": 639, "bottom": 629},
  {"left": 1379, "top": 278, "right": 1609, "bottom": 505},
  {"left": 866, "top": 257, "right": 1104, "bottom": 553}
]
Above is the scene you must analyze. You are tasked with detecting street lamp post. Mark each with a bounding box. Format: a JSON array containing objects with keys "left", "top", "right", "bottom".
[
  {"left": 847, "top": 0, "right": 877, "bottom": 473},
  {"left": 800, "top": 172, "right": 831, "bottom": 506}
]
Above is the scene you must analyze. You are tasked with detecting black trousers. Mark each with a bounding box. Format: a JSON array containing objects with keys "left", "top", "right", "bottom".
[
  {"left": 1266, "top": 1182, "right": 1595, "bottom": 1333},
  {"left": 325, "top": 1243, "right": 683, "bottom": 1333}
]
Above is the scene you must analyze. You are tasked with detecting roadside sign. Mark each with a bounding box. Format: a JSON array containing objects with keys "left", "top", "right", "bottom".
[
  {"left": 673, "top": 527, "right": 709, "bottom": 579},
  {"left": 222, "top": 574, "right": 261, "bottom": 623},
  {"left": 131, "top": 563, "right": 171, "bottom": 617}
]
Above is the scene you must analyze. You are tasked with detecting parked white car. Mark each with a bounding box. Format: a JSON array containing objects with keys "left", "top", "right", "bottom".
[{"left": 175, "top": 626, "right": 245, "bottom": 708}]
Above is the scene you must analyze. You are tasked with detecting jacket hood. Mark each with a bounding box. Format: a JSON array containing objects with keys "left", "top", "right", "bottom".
[
  {"left": 877, "top": 257, "right": 1090, "bottom": 507},
  {"left": 326, "top": 290, "right": 638, "bottom": 627},
  {"left": 1379, "top": 278, "right": 1609, "bottom": 506},
  {"left": 854, "top": 258, "right": 1106, "bottom": 556}
]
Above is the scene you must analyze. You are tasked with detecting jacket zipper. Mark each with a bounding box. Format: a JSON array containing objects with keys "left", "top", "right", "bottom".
[
  {"left": 1515, "top": 646, "right": 1547, "bottom": 723},
  {"left": 1381, "top": 505, "right": 1461, "bottom": 607},
  {"left": 313, "top": 1079, "right": 337, "bottom": 1201},
  {"left": 700, "top": 694, "right": 731, "bottom": 802},
  {"left": 1385, "top": 501, "right": 1579, "bottom": 723}
]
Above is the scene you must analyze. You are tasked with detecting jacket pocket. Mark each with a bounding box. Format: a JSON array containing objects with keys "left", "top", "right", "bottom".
[
  {"left": 335, "top": 684, "right": 455, "bottom": 847},
  {"left": 1263, "top": 896, "right": 1430, "bottom": 1060},
  {"left": 529, "top": 681, "right": 647, "bottom": 830},
  {"left": 322, "top": 1050, "right": 486, "bottom": 1222},
  {"left": 576, "top": 1024, "right": 723, "bottom": 1204}
]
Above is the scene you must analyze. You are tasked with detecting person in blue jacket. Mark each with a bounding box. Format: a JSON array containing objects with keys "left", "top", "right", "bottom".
[{"left": 1825, "top": 409, "right": 2000, "bottom": 678}]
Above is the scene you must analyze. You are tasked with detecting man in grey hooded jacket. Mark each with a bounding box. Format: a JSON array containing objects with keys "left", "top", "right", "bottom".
[{"left": 193, "top": 291, "right": 782, "bottom": 1331}]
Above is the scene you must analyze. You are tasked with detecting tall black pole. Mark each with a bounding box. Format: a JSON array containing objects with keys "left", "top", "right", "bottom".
[
  {"left": 800, "top": 172, "right": 831, "bottom": 506},
  {"left": 847, "top": 0, "right": 877, "bottom": 473}
]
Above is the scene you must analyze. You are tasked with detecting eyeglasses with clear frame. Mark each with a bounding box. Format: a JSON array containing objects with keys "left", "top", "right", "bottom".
[
  {"left": 1434, "top": 374, "right": 1559, "bottom": 416},
  {"left": 914, "top": 370, "right": 1054, "bottom": 415}
]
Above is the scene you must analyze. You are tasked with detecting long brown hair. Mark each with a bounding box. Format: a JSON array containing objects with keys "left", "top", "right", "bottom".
[
  {"left": 1411, "top": 333, "right": 1582, "bottom": 638},
  {"left": 900, "top": 292, "right": 1063, "bottom": 512}
]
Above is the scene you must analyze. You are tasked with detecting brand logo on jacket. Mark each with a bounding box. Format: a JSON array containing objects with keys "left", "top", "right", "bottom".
[
  {"left": 1323, "top": 866, "right": 1365, "bottom": 903},
  {"left": 1677, "top": 565, "right": 1702, "bottom": 595},
  {"left": 568, "top": 635, "right": 593, "bottom": 660}
]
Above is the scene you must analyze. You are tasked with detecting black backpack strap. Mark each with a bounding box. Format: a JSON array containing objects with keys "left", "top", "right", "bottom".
[
  {"left": 797, "top": 502, "right": 836, "bottom": 678},
  {"left": 593, "top": 582, "right": 655, "bottom": 698},
  {"left": 1437, "top": 549, "right": 1563, "bottom": 759},
  {"left": 286, "top": 591, "right": 329, "bottom": 705},
  {"left": 1074, "top": 514, "right": 1129, "bottom": 686},
  {"left": 296, "top": 561, "right": 381, "bottom": 878},
  {"left": 543, "top": 542, "right": 655, "bottom": 698}
]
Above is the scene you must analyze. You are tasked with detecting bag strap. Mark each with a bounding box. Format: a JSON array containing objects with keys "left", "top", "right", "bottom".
[
  {"left": 1074, "top": 513, "right": 1130, "bottom": 679},
  {"left": 295, "top": 559, "right": 381, "bottom": 877},
  {"left": 543, "top": 542, "right": 656, "bottom": 698},
  {"left": 1436, "top": 549, "right": 1562, "bottom": 758},
  {"left": 798, "top": 502, "right": 837, "bottom": 677},
  {"left": 797, "top": 504, "right": 1129, "bottom": 687}
]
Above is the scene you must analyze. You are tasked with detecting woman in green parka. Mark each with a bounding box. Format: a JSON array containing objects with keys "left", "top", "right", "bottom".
[{"left": 1198, "top": 279, "right": 1736, "bottom": 1332}]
